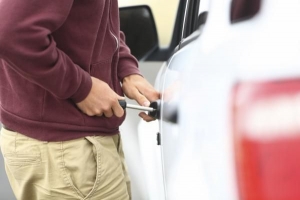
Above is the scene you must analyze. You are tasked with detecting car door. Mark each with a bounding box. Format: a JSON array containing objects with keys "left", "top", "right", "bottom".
[
  {"left": 157, "top": 0, "right": 210, "bottom": 199},
  {"left": 130, "top": 0, "right": 209, "bottom": 199},
  {"left": 118, "top": 1, "right": 183, "bottom": 200}
]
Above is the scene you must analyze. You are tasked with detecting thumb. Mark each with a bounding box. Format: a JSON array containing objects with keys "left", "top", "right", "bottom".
[
  {"left": 116, "top": 95, "right": 126, "bottom": 109},
  {"left": 117, "top": 95, "right": 126, "bottom": 100},
  {"left": 135, "top": 93, "right": 151, "bottom": 107}
]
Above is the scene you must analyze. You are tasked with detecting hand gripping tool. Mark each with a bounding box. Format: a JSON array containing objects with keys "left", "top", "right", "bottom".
[{"left": 118, "top": 99, "right": 161, "bottom": 119}]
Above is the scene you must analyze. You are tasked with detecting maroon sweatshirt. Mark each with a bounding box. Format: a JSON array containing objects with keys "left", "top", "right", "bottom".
[{"left": 0, "top": 0, "right": 141, "bottom": 141}]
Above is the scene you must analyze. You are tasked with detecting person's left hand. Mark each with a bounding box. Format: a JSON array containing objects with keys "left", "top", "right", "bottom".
[{"left": 122, "top": 74, "right": 160, "bottom": 122}]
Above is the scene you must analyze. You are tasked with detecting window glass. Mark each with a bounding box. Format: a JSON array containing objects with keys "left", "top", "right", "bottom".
[
  {"left": 199, "top": 0, "right": 210, "bottom": 15},
  {"left": 197, "top": 0, "right": 210, "bottom": 30},
  {"left": 119, "top": 0, "right": 180, "bottom": 48},
  {"left": 182, "top": 0, "right": 210, "bottom": 39}
]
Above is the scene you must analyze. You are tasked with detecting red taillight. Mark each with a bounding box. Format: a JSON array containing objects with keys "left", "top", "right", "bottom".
[{"left": 233, "top": 80, "right": 300, "bottom": 200}]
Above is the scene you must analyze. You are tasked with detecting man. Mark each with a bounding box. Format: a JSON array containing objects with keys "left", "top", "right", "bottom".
[{"left": 0, "top": 0, "right": 159, "bottom": 199}]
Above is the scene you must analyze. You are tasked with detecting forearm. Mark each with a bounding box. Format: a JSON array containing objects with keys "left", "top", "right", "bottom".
[{"left": 117, "top": 32, "right": 142, "bottom": 81}]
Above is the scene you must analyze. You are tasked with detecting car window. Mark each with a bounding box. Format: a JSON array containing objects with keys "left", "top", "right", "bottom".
[
  {"left": 196, "top": 0, "right": 210, "bottom": 31},
  {"left": 181, "top": 0, "right": 210, "bottom": 39},
  {"left": 119, "top": 0, "right": 180, "bottom": 48},
  {"left": 199, "top": 0, "right": 210, "bottom": 14}
]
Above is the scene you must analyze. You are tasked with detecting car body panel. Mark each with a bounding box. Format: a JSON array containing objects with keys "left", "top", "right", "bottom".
[{"left": 178, "top": 0, "right": 300, "bottom": 200}]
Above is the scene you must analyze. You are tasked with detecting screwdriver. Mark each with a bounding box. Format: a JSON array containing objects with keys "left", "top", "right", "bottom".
[
  {"left": 118, "top": 99, "right": 161, "bottom": 119},
  {"left": 118, "top": 99, "right": 155, "bottom": 112}
]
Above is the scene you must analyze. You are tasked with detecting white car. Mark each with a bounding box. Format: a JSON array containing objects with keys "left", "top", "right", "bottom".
[{"left": 122, "top": 0, "right": 300, "bottom": 199}]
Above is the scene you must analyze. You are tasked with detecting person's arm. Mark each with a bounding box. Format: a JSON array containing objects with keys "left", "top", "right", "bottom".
[
  {"left": 117, "top": 32, "right": 142, "bottom": 80},
  {"left": 0, "top": 0, "right": 91, "bottom": 103},
  {"left": 118, "top": 32, "right": 160, "bottom": 121}
]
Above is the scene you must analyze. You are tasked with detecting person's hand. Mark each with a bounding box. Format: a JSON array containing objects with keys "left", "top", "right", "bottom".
[
  {"left": 76, "top": 77, "right": 124, "bottom": 117},
  {"left": 122, "top": 74, "right": 160, "bottom": 122}
]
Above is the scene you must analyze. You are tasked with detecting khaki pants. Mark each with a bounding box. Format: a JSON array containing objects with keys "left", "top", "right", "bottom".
[{"left": 0, "top": 128, "right": 131, "bottom": 200}]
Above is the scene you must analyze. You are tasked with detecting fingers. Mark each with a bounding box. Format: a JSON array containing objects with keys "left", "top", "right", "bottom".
[
  {"left": 127, "top": 85, "right": 160, "bottom": 107},
  {"left": 138, "top": 84, "right": 160, "bottom": 103},
  {"left": 94, "top": 97, "right": 124, "bottom": 118},
  {"left": 94, "top": 109, "right": 103, "bottom": 117},
  {"left": 102, "top": 107, "right": 113, "bottom": 118},
  {"left": 84, "top": 102, "right": 124, "bottom": 118},
  {"left": 111, "top": 97, "right": 125, "bottom": 118},
  {"left": 76, "top": 77, "right": 125, "bottom": 118},
  {"left": 134, "top": 88, "right": 152, "bottom": 107},
  {"left": 122, "top": 75, "right": 160, "bottom": 106},
  {"left": 80, "top": 106, "right": 115, "bottom": 118},
  {"left": 139, "top": 112, "right": 156, "bottom": 122}
]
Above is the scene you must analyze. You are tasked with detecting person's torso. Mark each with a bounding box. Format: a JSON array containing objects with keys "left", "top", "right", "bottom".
[{"left": 0, "top": 0, "right": 126, "bottom": 140}]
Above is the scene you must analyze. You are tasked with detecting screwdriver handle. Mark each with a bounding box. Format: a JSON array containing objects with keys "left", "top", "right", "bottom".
[{"left": 118, "top": 99, "right": 127, "bottom": 109}]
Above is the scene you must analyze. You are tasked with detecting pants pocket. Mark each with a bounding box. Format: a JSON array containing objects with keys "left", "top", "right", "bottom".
[
  {"left": 60, "top": 137, "right": 98, "bottom": 198},
  {"left": 0, "top": 129, "right": 42, "bottom": 181},
  {"left": 4, "top": 152, "right": 41, "bottom": 166},
  {"left": 83, "top": 135, "right": 130, "bottom": 200}
]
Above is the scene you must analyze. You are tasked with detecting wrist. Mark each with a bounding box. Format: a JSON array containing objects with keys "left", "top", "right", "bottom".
[{"left": 122, "top": 74, "right": 143, "bottom": 83}]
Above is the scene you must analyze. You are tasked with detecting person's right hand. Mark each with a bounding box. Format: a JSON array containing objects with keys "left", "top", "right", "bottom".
[{"left": 76, "top": 77, "right": 125, "bottom": 117}]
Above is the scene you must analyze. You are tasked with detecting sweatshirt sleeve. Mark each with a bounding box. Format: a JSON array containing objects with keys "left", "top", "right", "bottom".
[
  {"left": 117, "top": 31, "right": 142, "bottom": 81},
  {"left": 0, "top": 0, "right": 92, "bottom": 103}
]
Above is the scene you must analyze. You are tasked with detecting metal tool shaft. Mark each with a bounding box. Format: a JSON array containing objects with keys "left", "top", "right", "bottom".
[{"left": 126, "top": 104, "right": 155, "bottom": 112}]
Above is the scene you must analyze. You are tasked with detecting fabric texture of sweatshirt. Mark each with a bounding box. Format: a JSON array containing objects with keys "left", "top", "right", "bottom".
[{"left": 0, "top": 0, "right": 141, "bottom": 141}]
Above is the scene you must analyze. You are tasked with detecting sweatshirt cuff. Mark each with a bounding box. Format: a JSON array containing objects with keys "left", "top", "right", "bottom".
[
  {"left": 71, "top": 71, "right": 92, "bottom": 103},
  {"left": 118, "top": 59, "right": 142, "bottom": 81}
]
